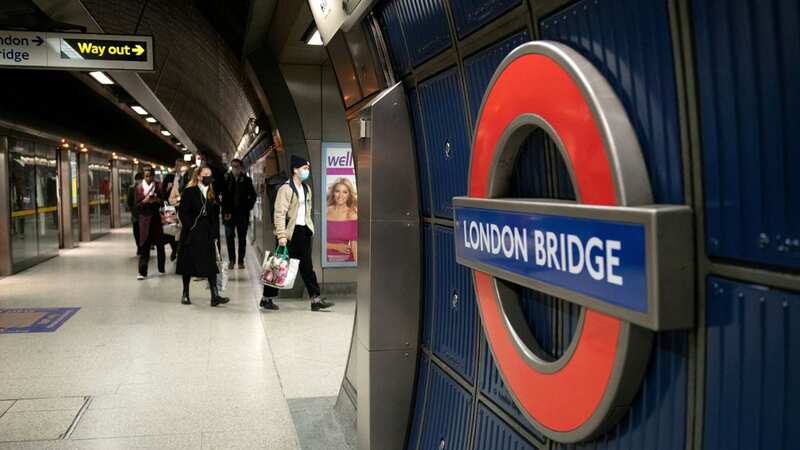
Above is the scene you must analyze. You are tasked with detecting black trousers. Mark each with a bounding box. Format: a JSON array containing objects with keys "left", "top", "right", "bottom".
[
  {"left": 139, "top": 238, "right": 165, "bottom": 276},
  {"left": 224, "top": 216, "right": 249, "bottom": 263},
  {"left": 132, "top": 221, "right": 141, "bottom": 255},
  {"left": 263, "top": 225, "right": 320, "bottom": 299}
]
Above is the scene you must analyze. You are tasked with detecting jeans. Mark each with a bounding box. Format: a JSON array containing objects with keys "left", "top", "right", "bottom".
[
  {"left": 262, "top": 225, "right": 320, "bottom": 299},
  {"left": 224, "top": 217, "right": 249, "bottom": 264}
]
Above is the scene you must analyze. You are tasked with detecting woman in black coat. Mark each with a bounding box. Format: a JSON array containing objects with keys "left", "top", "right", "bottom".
[{"left": 177, "top": 166, "right": 229, "bottom": 306}]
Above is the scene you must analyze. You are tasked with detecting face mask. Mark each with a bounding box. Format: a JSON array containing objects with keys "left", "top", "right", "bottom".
[
  {"left": 299, "top": 169, "right": 310, "bottom": 181},
  {"left": 201, "top": 176, "right": 213, "bottom": 186},
  {"left": 196, "top": 157, "right": 204, "bottom": 167}
]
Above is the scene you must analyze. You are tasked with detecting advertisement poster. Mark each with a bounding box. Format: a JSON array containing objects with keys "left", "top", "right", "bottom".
[{"left": 321, "top": 142, "right": 357, "bottom": 267}]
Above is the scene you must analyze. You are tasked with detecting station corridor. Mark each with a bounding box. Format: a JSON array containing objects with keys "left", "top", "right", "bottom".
[{"left": 0, "top": 229, "right": 355, "bottom": 449}]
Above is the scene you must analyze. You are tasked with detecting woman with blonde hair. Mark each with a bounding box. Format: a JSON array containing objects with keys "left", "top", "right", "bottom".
[
  {"left": 176, "top": 166, "right": 229, "bottom": 306},
  {"left": 326, "top": 177, "right": 357, "bottom": 262}
]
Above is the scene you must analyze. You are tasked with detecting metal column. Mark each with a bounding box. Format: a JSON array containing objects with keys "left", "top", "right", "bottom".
[
  {"left": 0, "top": 136, "right": 11, "bottom": 275},
  {"left": 352, "top": 83, "right": 421, "bottom": 450},
  {"left": 79, "top": 151, "right": 90, "bottom": 242},
  {"left": 58, "top": 148, "right": 74, "bottom": 249}
]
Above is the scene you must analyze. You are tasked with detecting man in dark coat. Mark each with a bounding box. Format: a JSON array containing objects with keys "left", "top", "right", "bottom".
[
  {"left": 135, "top": 167, "right": 166, "bottom": 279},
  {"left": 221, "top": 158, "right": 257, "bottom": 269}
]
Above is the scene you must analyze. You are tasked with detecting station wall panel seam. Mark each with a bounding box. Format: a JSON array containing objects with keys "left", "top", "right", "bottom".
[
  {"left": 417, "top": 67, "right": 472, "bottom": 219},
  {"left": 704, "top": 276, "right": 800, "bottom": 450},
  {"left": 450, "top": 0, "right": 523, "bottom": 40},
  {"left": 422, "top": 223, "right": 435, "bottom": 348},
  {"left": 692, "top": 0, "right": 800, "bottom": 270},
  {"left": 433, "top": 225, "right": 478, "bottom": 383},
  {"left": 540, "top": 0, "right": 684, "bottom": 205},
  {"left": 418, "top": 364, "right": 473, "bottom": 450},
  {"left": 473, "top": 404, "right": 537, "bottom": 450}
]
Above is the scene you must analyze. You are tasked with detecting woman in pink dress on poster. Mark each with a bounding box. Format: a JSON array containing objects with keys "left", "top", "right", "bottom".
[{"left": 326, "top": 178, "right": 357, "bottom": 262}]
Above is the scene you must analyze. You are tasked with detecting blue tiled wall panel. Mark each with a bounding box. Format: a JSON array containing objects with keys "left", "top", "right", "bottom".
[
  {"left": 417, "top": 68, "right": 472, "bottom": 219},
  {"left": 433, "top": 226, "right": 478, "bottom": 382},
  {"left": 693, "top": 0, "right": 800, "bottom": 269},
  {"left": 478, "top": 334, "right": 544, "bottom": 443},
  {"left": 451, "top": 0, "right": 521, "bottom": 40},
  {"left": 406, "top": 353, "right": 430, "bottom": 450},
  {"left": 473, "top": 404, "right": 537, "bottom": 450},
  {"left": 521, "top": 288, "right": 580, "bottom": 359},
  {"left": 555, "top": 331, "right": 688, "bottom": 450},
  {"left": 509, "top": 128, "right": 575, "bottom": 201},
  {"left": 408, "top": 88, "right": 433, "bottom": 218},
  {"left": 395, "top": 0, "right": 452, "bottom": 66},
  {"left": 377, "top": 0, "right": 412, "bottom": 77},
  {"left": 422, "top": 224, "right": 434, "bottom": 349},
  {"left": 418, "top": 364, "right": 473, "bottom": 450},
  {"left": 704, "top": 277, "right": 800, "bottom": 450},
  {"left": 464, "top": 30, "right": 530, "bottom": 126},
  {"left": 540, "top": 0, "right": 684, "bottom": 205}
]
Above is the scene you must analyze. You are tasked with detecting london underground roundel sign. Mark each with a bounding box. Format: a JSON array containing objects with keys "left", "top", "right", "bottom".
[{"left": 453, "top": 41, "right": 694, "bottom": 443}]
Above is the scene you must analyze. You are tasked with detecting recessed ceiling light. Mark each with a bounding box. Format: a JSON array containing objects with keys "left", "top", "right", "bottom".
[
  {"left": 89, "top": 71, "right": 114, "bottom": 85},
  {"left": 145, "top": 117, "right": 157, "bottom": 123},
  {"left": 131, "top": 105, "right": 148, "bottom": 115},
  {"left": 306, "top": 29, "right": 323, "bottom": 46},
  {"left": 161, "top": 130, "right": 171, "bottom": 136}
]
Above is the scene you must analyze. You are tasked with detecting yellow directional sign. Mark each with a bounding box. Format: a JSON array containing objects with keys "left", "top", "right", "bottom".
[{"left": 0, "top": 30, "right": 153, "bottom": 71}]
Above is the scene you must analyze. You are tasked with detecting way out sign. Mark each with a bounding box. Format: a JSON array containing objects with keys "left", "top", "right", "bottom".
[{"left": 0, "top": 30, "right": 153, "bottom": 71}]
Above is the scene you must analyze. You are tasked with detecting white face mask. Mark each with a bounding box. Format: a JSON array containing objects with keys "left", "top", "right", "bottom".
[{"left": 196, "top": 157, "right": 204, "bottom": 167}]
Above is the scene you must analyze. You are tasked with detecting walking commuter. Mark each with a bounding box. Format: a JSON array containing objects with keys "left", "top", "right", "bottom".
[
  {"left": 135, "top": 168, "right": 166, "bottom": 280},
  {"left": 222, "top": 159, "right": 257, "bottom": 270},
  {"left": 260, "top": 155, "right": 333, "bottom": 311},
  {"left": 128, "top": 172, "right": 143, "bottom": 255},
  {"left": 176, "top": 167, "right": 230, "bottom": 307}
]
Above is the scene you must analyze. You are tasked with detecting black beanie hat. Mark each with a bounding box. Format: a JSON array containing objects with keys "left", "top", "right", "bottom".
[{"left": 290, "top": 155, "right": 310, "bottom": 170}]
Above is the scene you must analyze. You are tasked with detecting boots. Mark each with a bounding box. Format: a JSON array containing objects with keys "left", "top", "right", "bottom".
[
  {"left": 210, "top": 280, "right": 230, "bottom": 307},
  {"left": 181, "top": 287, "right": 191, "bottom": 305}
]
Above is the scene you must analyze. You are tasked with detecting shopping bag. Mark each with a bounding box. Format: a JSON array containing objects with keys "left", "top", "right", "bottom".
[
  {"left": 160, "top": 203, "right": 181, "bottom": 237},
  {"left": 215, "top": 240, "right": 228, "bottom": 292},
  {"left": 261, "top": 247, "right": 299, "bottom": 289}
]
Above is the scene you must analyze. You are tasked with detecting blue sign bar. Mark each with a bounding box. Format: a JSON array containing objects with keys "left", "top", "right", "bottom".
[{"left": 454, "top": 206, "right": 648, "bottom": 313}]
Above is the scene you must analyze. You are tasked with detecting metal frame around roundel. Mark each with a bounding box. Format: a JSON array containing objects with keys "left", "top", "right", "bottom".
[{"left": 468, "top": 41, "right": 656, "bottom": 443}]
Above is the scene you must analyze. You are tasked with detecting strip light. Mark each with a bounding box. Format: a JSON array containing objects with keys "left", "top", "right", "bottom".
[{"left": 89, "top": 71, "right": 114, "bottom": 85}]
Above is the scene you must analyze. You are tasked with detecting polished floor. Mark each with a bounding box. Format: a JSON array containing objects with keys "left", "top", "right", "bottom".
[{"left": 0, "top": 228, "right": 355, "bottom": 449}]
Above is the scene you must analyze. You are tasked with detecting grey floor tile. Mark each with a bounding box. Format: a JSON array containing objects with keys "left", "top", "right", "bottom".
[
  {"left": 288, "top": 397, "right": 355, "bottom": 450},
  {"left": 0, "top": 410, "right": 77, "bottom": 442},
  {"left": 202, "top": 430, "right": 299, "bottom": 450}
]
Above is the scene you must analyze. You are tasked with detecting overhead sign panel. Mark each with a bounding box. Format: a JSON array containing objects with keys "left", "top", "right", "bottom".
[{"left": 0, "top": 30, "right": 153, "bottom": 71}]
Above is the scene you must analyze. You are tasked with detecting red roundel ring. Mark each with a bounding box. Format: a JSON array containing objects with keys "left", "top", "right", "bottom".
[{"left": 468, "top": 41, "right": 654, "bottom": 443}]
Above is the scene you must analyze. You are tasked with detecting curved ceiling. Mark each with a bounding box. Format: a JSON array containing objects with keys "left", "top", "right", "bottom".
[{"left": 81, "top": 0, "right": 262, "bottom": 160}]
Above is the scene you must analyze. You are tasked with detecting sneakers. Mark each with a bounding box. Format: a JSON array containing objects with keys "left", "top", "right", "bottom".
[
  {"left": 259, "top": 298, "right": 279, "bottom": 310},
  {"left": 137, "top": 274, "right": 145, "bottom": 280},
  {"left": 238, "top": 262, "right": 245, "bottom": 270},
  {"left": 311, "top": 298, "right": 334, "bottom": 311},
  {"left": 227, "top": 262, "right": 235, "bottom": 270}
]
